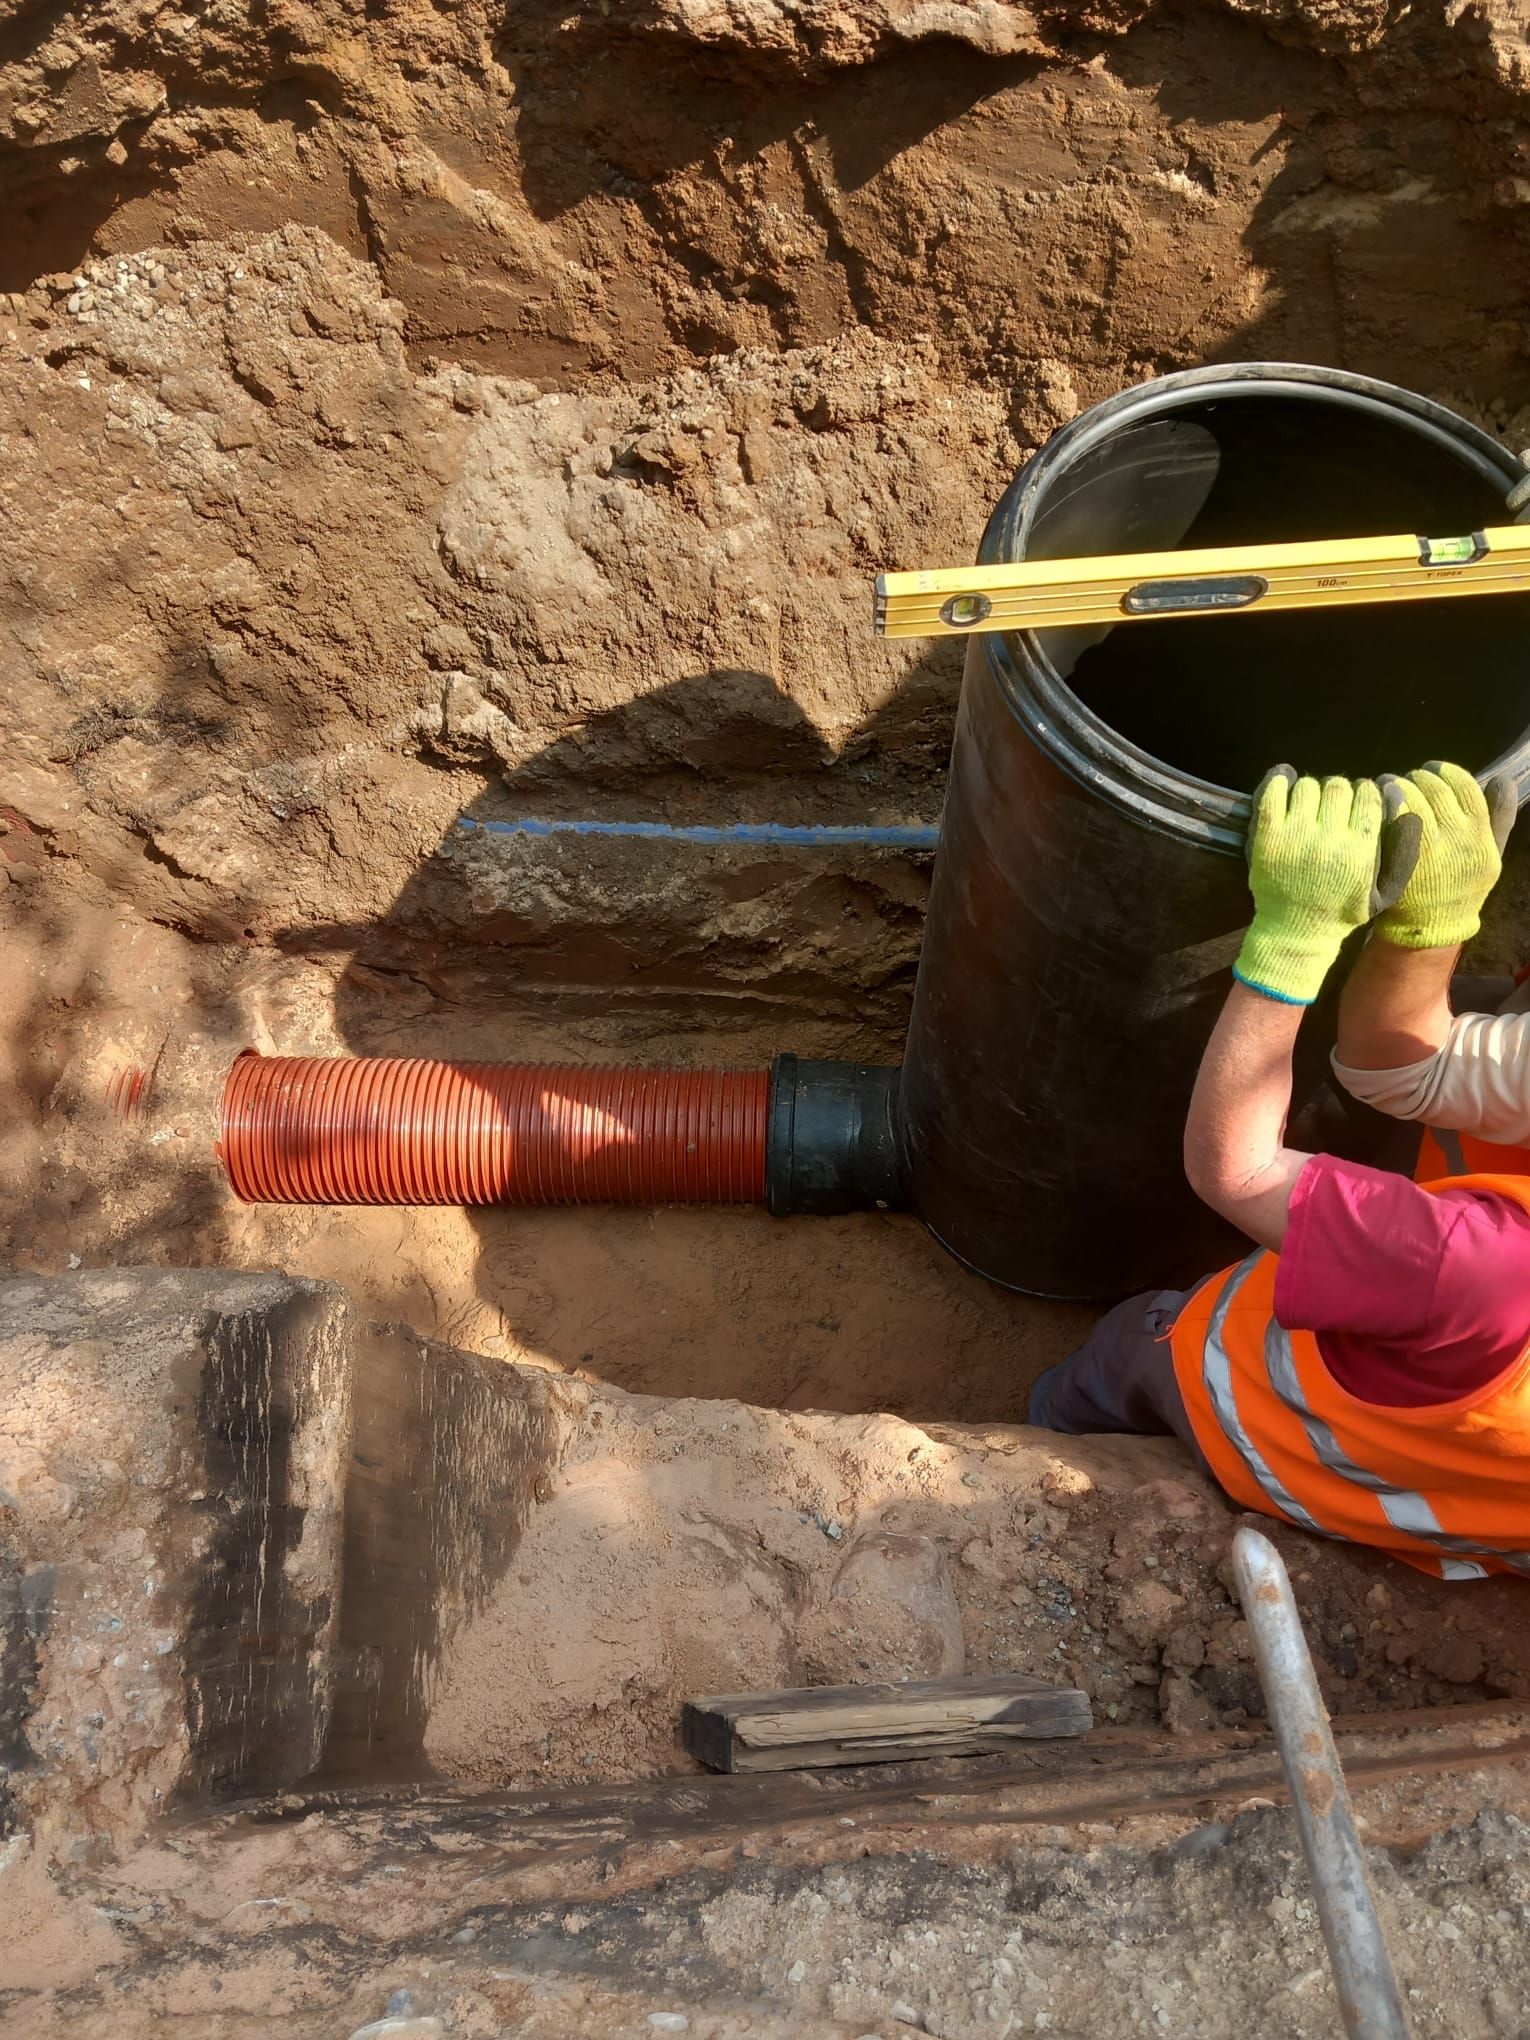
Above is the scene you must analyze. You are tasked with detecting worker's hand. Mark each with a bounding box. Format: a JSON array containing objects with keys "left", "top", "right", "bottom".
[
  {"left": 1235, "top": 769, "right": 1417, "bottom": 1005},
  {"left": 1373, "top": 762, "right": 1518, "bottom": 952}
]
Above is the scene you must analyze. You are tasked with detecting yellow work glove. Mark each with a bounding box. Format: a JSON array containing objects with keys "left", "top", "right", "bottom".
[
  {"left": 1373, "top": 761, "right": 1518, "bottom": 951},
  {"left": 1234, "top": 769, "right": 1420, "bottom": 1005}
]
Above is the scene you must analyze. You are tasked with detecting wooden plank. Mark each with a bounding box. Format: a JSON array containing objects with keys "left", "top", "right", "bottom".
[{"left": 683, "top": 1673, "right": 1092, "bottom": 1773}]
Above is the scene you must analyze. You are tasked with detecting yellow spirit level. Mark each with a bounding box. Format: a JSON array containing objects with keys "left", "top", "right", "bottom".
[{"left": 874, "top": 525, "right": 1530, "bottom": 640}]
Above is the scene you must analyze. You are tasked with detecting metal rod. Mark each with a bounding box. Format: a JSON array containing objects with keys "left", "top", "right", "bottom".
[{"left": 1231, "top": 1526, "right": 1412, "bottom": 2040}]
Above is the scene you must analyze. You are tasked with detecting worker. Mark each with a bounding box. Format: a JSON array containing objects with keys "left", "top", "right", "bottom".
[{"left": 1028, "top": 762, "right": 1530, "bottom": 1578}]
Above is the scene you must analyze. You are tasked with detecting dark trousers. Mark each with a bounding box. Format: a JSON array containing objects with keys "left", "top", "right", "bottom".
[{"left": 1028, "top": 1288, "right": 1209, "bottom": 1468}]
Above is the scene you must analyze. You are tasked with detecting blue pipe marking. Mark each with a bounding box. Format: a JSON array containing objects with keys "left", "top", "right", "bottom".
[{"left": 458, "top": 816, "right": 941, "bottom": 849}]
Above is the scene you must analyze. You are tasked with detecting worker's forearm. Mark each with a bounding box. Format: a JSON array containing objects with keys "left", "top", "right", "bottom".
[
  {"left": 1335, "top": 935, "right": 1458, "bottom": 1070},
  {"left": 1184, "top": 983, "right": 1311, "bottom": 1251}
]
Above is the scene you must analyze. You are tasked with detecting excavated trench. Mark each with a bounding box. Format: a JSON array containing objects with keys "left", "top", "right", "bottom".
[
  {"left": 7, "top": 7, "right": 1530, "bottom": 2027},
  {"left": 8, "top": 0, "right": 1530, "bottom": 1413}
]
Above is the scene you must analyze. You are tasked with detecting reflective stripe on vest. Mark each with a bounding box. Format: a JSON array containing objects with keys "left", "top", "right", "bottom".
[
  {"left": 1200, "top": 1253, "right": 1325, "bottom": 1537},
  {"left": 1417, "top": 1125, "right": 1530, "bottom": 1181},
  {"left": 1199, "top": 1252, "right": 1530, "bottom": 1580},
  {"left": 1429, "top": 1127, "right": 1469, "bottom": 1177}
]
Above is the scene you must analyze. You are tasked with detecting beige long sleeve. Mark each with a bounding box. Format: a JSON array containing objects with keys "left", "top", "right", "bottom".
[{"left": 1332, "top": 1006, "right": 1530, "bottom": 1142}]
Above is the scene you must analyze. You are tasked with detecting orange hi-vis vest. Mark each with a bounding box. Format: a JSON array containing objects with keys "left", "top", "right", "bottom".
[
  {"left": 1413, "top": 973, "right": 1530, "bottom": 1180},
  {"left": 1416, "top": 1125, "right": 1530, "bottom": 1181},
  {"left": 1172, "top": 1173, "right": 1530, "bottom": 1580}
]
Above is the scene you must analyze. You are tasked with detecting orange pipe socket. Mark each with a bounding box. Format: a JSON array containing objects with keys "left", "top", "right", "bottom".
[{"left": 220, "top": 1051, "right": 770, "bottom": 1206}]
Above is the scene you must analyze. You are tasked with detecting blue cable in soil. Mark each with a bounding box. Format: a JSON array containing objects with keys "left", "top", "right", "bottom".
[{"left": 457, "top": 816, "right": 942, "bottom": 849}]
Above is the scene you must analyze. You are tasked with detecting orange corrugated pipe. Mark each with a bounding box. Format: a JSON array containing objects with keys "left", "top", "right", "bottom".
[{"left": 220, "top": 1050, "right": 769, "bottom": 1206}]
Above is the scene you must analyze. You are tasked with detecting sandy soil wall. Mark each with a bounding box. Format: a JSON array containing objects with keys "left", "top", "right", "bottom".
[{"left": 7, "top": 0, "right": 1530, "bottom": 999}]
